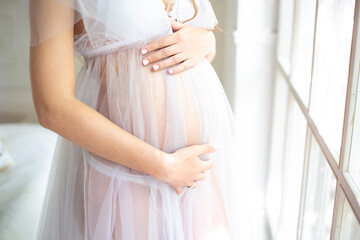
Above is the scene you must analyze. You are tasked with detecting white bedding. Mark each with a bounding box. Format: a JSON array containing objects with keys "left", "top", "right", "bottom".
[{"left": 0, "top": 124, "right": 57, "bottom": 240}]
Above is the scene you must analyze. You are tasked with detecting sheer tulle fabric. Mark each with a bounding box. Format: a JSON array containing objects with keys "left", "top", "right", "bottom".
[
  {"left": 30, "top": 0, "right": 244, "bottom": 239},
  {"left": 29, "top": 0, "right": 218, "bottom": 48}
]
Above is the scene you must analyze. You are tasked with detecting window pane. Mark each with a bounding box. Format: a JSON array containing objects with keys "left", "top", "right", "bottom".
[
  {"left": 277, "top": 95, "right": 307, "bottom": 239},
  {"left": 266, "top": 68, "right": 289, "bottom": 235},
  {"left": 277, "top": 0, "right": 295, "bottom": 73},
  {"left": 336, "top": 190, "right": 360, "bottom": 239},
  {"left": 347, "top": 73, "right": 360, "bottom": 193},
  {"left": 290, "top": 0, "right": 317, "bottom": 106},
  {"left": 300, "top": 135, "right": 336, "bottom": 240},
  {"left": 309, "top": 0, "right": 355, "bottom": 158}
]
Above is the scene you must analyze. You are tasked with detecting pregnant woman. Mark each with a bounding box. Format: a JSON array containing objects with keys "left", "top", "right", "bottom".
[{"left": 29, "top": 0, "right": 242, "bottom": 239}]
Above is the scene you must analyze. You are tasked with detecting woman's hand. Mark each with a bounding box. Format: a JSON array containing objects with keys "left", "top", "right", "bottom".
[
  {"left": 158, "top": 143, "right": 218, "bottom": 194},
  {"left": 141, "top": 19, "right": 216, "bottom": 75}
]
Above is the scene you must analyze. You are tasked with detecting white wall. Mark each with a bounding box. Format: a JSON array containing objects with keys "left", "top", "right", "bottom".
[
  {"left": 212, "top": 0, "right": 279, "bottom": 239},
  {"left": 0, "top": 0, "right": 36, "bottom": 123},
  {"left": 234, "top": 0, "right": 278, "bottom": 197}
]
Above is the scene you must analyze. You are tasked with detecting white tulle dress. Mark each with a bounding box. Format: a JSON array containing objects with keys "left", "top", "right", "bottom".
[{"left": 33, "top": 0, "right": 244, "bottom": 239}]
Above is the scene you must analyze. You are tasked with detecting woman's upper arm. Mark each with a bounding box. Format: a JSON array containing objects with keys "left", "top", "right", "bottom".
[
  {"left": 29, "top": 26, "right": 76, "bottom": 126},
  {"left": 29, "top": 0, "right": 77, "bottom": 126}
]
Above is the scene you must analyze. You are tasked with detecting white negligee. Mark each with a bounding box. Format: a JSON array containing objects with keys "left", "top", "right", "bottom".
[{"left": 35, "top": 0, "right": 244, "bottom": 239}]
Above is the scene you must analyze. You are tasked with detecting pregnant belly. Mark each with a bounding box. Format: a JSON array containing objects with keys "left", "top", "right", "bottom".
[
  {"left": 74, "top": 47, "right": 232, "bottom": 240},
  {"left": 81, "top": 46, "right": 221, "bottom": 154}
]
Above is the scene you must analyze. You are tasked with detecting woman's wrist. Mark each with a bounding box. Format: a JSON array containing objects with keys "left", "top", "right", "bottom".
[{"left": 151, "top": 148, "right": 173, "bottom": 182}]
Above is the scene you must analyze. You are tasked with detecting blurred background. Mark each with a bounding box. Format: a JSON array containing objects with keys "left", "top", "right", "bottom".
[{"left": 1, "top": 0, "right": 360, "bottom": 239}]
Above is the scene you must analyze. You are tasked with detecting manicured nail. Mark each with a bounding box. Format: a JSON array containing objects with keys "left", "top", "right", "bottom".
[
  {"left": 153, "top": 64, "right": 159, "bottom": 71},
  {"left": 168, "top": 69, "right": 174, "bottom": 75},
  {"left": 212, "top": 143, "right": 219, "bottom": 151},
  {"left": 143, "top": 59, "right": 149, "bottom": 66},
  {"left": 141, "top": 48, "right": 148, "bottom": 55}
]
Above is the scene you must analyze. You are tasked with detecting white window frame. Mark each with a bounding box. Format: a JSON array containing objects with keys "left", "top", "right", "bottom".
[{"left": 270, "top": 0, "right": 360, "bottom": 239}]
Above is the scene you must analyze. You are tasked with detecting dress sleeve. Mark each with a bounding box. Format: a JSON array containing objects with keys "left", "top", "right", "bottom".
[
  {"left": 28, "top": 0, "right": 172, "bottom": 48},
  {"left": 26, "top": 0, "right": 217, "bottom": 49},
  {"left": 29, "top": 0, "right": 77, "bottom": 47},
  {"left": 168, "top": 0, "right": 219, "bottom": 30}
]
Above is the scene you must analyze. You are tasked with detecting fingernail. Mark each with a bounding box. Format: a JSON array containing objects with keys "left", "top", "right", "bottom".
[
  {"left": 153, "top": 64, "right": 159, "bottom": 71},
  {"left": 143, "top": 59, "right": 149, "bottom": 66},
  {"left": 168, "top": 69, "right": 174, "bottom": 75},
  {"left": 141, "top": 48, "right": 148, "bottom": 55},
  {"left": 212, "top": 143, "right": 219, "bottom": 151}
]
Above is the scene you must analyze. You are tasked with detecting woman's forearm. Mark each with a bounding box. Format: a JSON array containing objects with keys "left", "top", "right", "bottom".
[
  {"left": 29, "top": 29, "right": 169, "bottom": 182},
  {"left": 40, "top": 96, "right": 168, "bottom": 180}
]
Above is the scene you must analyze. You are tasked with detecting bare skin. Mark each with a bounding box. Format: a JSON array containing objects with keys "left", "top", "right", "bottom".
[
  {"left": 142, "top": 19, "right": 216, "bottom": 75},
  {"left": 142, "top": 0, "right": 216, "bottom": 75},
  {"left": 30, "top": 12, "right": 217, "bottom": 195}
]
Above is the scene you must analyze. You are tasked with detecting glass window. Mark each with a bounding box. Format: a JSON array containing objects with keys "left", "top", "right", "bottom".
[
  {"left": 335, "top": 190, "right": 360, "bottom": 239},
  {"left": 276, "top": 94, "right": 307, "bottom": 239},
  {"left": 290, "top": 0, "right": 317, "bottom": 106},
  {"left": 309, "top": 0, "right": 355, "bottom": 158},
  {"left": 266, "top": 68, "right": 289, "bottom": 235},
  {"left": 277, "top": 0, "right": 295, "bottom": 74},
  {"left": 347, "top": 72, "right": 360, "bottom": 193},
  {"left": 299, "top": 134, "right": 336, "bottom": 240},
  {"left": 269, "top": 0, "right": 360, "bottom": 237}
]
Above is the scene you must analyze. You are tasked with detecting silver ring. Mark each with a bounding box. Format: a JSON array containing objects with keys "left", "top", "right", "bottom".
[{"left": 187, "top": 180, "right": 197, "bottom": 189}]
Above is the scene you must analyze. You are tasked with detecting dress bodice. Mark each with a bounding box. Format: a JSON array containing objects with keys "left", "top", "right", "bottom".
[{"left": 73, "top": 0, "right": 218, "bottom": 58}]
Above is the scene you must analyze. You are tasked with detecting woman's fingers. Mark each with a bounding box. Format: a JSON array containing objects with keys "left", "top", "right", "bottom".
[
  {"left": 173, "top": 186, "right": 182, "bottom": 195},
  {"left": 189, "top": 143, "right": 218, "bottom": 157},
  {"left": 200, "top": 158, "right": 214, "bottom": 172},
  {"left": 142, "top": 45, "right": 181, "bottom": 67},
  {"left": 142, "top": 20, "right": 185, "bottom": 55},
  {"left": 151, "top": 54, "right": 188, "bottom": 72},
  {"left": 141, "top": 23, "right": 216, "bottom": 75},
  {"left": 170, "top": 19, "right": 184, "bottom": 32},
  {"left": 166, "top": 143, "right": 218, "bottom": 190},
  {"left": 195, "top": 172, "right": 207, "bottom": 181},
  {"left": 167, "top": 58, "right": 195, "bottom": 75},
  {"left": 141, "top": 33, "right": 177, "bottom": 55}
]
